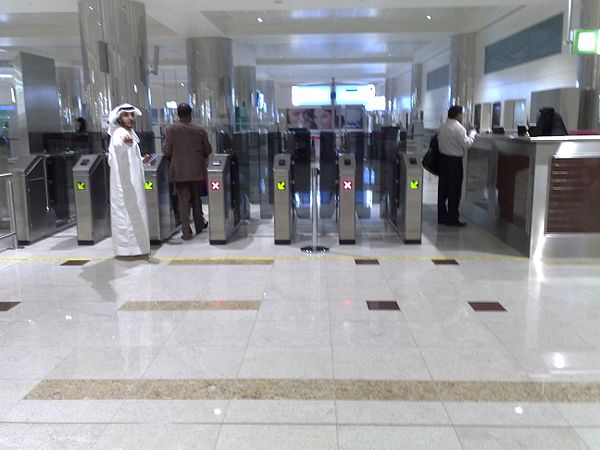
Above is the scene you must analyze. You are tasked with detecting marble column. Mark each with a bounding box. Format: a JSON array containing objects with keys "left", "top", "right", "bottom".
[
  {"left": 78, "top": 0, "right": 151, "bottom": 133},
  {"left": 256, "top": 79, "right": 277, "bottom": 126},
  {"left": 12, "top": 52, "right": 60, "bottom": 156},
  {"left": 410, "top": 63, "right": 423, "bottom": 123},
  {"left": 449, "top": 33, "right": 476, "bottom": 125},
  {"left": 385, "top": 77, "right": 399, "bottom": 126},
  {"left": 234, "top": 66, "right": 257, "bottom": 131},
  {"left": 186, "top": 37, "right": 234, "bottom": 148},
  {"left": 56, "top": 67, "right": 83, "bottom": 132}
]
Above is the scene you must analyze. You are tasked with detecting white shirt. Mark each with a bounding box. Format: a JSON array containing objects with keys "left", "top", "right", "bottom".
[{"left": 437, "top": 118, "right": 476, "bottom": 157}]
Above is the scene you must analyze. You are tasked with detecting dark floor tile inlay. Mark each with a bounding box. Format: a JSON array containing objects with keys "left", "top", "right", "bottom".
[
  {"left": 367, "top": 301, "right": 400, "bottom": 311},
  {"left": 355, "top": 259, "right": 380, "bottom": 265},
  {"left": 61, "top": 260, "right": 90, "bottom": 266},
  {"left": 469, "top": 301, "right": 507, "bottom": 312},
  {"left": 432, "top": 259, "right": 459, "bottom": 265},
  {"left": 0, "top": 302, "right": 20, "bottom": 312}
]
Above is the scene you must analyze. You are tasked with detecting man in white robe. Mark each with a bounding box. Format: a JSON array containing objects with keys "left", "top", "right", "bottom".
[{"left": 107, "top": 103, "right": 151, "bottom": 256}]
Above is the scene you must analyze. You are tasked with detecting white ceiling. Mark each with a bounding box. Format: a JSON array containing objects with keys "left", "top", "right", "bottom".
[{"left": 0, "top": 0, "right": 560, "bottom": 86}]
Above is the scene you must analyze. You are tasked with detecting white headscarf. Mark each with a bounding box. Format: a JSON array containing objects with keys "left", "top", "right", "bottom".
[{"left": 108, "top": 103, "right": 142, "bottom": 136}]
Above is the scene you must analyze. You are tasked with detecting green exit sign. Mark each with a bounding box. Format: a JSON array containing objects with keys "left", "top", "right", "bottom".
[{"left": 573, "top": 29, "right": 600, "bottom": 54}]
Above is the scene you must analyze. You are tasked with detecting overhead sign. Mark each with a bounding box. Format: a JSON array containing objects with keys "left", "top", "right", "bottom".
[
  {"left": 277, "top": 181, "right": 286, "bottom": 191},
  {"left": 410, "top": 180, "right": 420, "bottom": 190},
  {"left": 144, "top": 181, "right": 153, "bottom": 190},
  {"left": 211, "top": 181, "right": 221, "bottom": 191},
  {"left": 76, "top": 181, "right": 86, "bottom": 191},
  {"left": 343, "top": 180, "right": 353, "bottom": 190}
]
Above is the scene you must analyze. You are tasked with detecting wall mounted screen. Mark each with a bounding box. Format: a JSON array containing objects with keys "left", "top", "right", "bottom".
[{"left": 484, "top": 14, "right": 563, "bottom": 74}]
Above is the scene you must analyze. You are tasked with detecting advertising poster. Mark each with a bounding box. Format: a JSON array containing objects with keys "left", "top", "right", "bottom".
[{"left": 286, "top": 106, "right": 364, "bottom": 130}]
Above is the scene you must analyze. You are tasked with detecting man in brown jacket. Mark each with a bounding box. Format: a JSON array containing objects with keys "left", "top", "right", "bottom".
[{"left": 163, "top": 103, "right": 212, "bottom": 240}]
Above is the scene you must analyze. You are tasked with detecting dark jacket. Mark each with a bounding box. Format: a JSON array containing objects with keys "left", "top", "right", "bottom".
[
  {"left": 530, "top": 108, "right": 568, "bottom": 137},
  {"left": 163, "top": 122, "right": 212, "bottom": 182}
]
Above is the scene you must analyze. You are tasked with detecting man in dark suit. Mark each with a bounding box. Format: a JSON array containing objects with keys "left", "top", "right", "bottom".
[{"left": 163, "top": 103, "right": 212, "bottom": 240}]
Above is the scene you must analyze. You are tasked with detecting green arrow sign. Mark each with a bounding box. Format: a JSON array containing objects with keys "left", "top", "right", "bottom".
[
  {"left": 76, "top": 181, "right": 86, "bottom": 190},
  {"left": 277, "top": 181, "right": 286, "bottom": 191},
  {"left": 410, "top": 180, "right": 420, "bottom": 190},
  {"left": 145, "top": 181, "right": 153, "bottom": 190}
]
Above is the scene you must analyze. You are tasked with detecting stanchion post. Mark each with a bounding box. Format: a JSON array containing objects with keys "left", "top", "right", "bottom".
[
  {"left": 311, "top": 167, "right": 319, "bottom": 249},
  {"left": 301, "top": 136, "right": 329, "bottom": 254},
  {"left": 6, "top": 177, "right": 17, "bottom": 249},
  {"left": 0, "top": 173, "right": 18, "bottom": 249}
]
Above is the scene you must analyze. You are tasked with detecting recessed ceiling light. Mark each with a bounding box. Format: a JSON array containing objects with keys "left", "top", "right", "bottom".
[
  {"left": 88, "top": 6, "right": 93, "bottom": 10},
  {"left": 180, "top": 82, "right": 185, "bottom": 87},
  {"left": 257, "top": 17, "right": 263, "bottom": 23},
  {"left": 426, "top": 15, "right": 432, "bottom": 20}
]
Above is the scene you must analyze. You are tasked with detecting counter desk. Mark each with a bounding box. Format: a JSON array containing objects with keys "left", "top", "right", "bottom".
[{"left": 463, "top": 134, "right": 600, "bottom": 258}]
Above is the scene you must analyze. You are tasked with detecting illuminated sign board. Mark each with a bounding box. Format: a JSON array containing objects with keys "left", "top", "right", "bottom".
[{"left": 573, "top": 29, "right": 600, "bottom": 54}]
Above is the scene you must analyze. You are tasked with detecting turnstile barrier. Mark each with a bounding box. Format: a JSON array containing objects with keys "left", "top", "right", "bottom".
[
  {"left": 396, "top": 148, "right": 423, "bottom": 244},
  {"left": 73, "top": 154, "right": 110, "bottom": 245},
  {"left": 379, "top": 140, "right": 423, "bottom": 244},
  {"left": 143, "top": 155, "right": 177, "bottom": 245},
  {"left": 272, "top": 152, "right": 357, "bottom": 246},
  {"left": 273, "top": 153, "right": 292, "bottom": 244},
  {"left": 338, "top": 154, "right": 356, "bottom": 244},
  {"left": 10, "top": 155, "right": 57, "bottom": 245},
  {"left": 207, "top": 153, "right": 242, "bottom": 245}
]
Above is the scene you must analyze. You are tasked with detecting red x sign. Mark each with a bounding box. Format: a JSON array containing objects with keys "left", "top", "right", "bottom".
[
  {"left": 343, "top": 180, "right": 353, "bottom": 190},
  {"left": 211, "top": 181, "right": 221, "bottom": 190}
]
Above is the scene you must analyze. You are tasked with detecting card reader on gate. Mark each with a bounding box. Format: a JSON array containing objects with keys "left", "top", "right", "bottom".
[
  {"left": 278, "top": 159, "right": 286, "bottom": 166},
  {"left": 344, "top": 158, "right": 351, "bottom": 166}
]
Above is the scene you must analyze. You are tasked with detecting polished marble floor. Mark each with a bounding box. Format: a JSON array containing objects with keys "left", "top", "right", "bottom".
[{"left": 1, "top": 181, "right": 600, "bottom": 449}]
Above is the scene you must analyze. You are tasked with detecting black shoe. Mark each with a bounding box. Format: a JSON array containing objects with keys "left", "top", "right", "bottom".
[
  {"left": 446, "top": 221, "right": 466, "bottom": 227},
  {"left": 438, "top": 219, "right": 448, "bottom": 225},
  {"left": 197, "top": 221, "right": 208, "bottom": 233}
]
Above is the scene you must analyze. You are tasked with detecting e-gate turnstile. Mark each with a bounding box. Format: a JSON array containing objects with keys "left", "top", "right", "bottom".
[
  {"left": 143, "top": 155, "right": 177, "bottom": 245},
  {"left": 272, "top": 152, "right": 356, "bottom": 245},
  {"left": 397, "top": 152, "right": 423, "bottom": 243},
  {"left": 72, "top": 154, "right": 110, "bottom": 245},
  {"left": 338, "top": 154, "right": 356, "bottom": 244},
  {"left": 273, "top": 153, "right": 293, "bottom": 244},
  {"left": 207, "top": 153, "right": 243, "bottom": 245},
  {"left": 382, "top": 141, "right": 423, "bottom": 244},
  {"left": 10, "top": 155, "right": 57, "bottom": 245}
]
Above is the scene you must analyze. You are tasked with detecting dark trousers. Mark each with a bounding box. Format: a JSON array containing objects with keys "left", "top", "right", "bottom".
[
  {"left": 437, "top": 154, "right": 463, "bottom": 224},
  {"left": 175, "top": 180, "right": 206, "bottom": 238}
]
